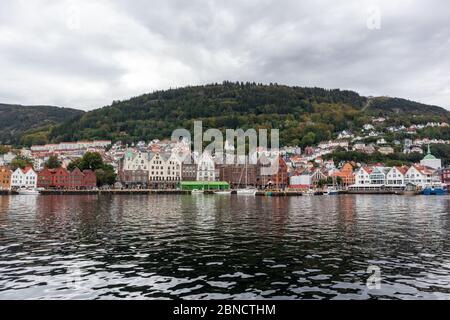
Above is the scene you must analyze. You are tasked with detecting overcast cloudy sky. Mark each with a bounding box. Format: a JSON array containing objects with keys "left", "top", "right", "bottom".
[{"left": 1, "top": 0, "right": 449, "bottom": 110}]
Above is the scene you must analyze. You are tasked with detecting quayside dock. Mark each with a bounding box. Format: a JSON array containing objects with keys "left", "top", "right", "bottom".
[
  {"left": 36, "top": 189, "right": 305, "bottom": 196},
  {"left": 3, "top": 189, "right": 425, "bottom": 196},
  {"left": 39, "top": 189, "right": 191, "bottom": 195},
  {"left": 346, "top": 185, "right": 407, "bottom": 195}
]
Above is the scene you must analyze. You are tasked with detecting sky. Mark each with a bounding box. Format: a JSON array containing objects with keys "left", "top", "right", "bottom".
[{"left": 1, "top": 0, "right": 449, "bottom": 111}]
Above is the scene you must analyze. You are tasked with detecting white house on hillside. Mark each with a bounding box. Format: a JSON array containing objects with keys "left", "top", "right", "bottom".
[
  {"left": 0, "top": 152, "right": 16, "bottom": 166},
  {"left": 10, "top": 167, "right": 37, "bottom": 189}
]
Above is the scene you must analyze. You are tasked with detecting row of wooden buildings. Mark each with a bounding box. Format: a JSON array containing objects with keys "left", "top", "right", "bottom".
[
  {"left": 0, "top": 166, "right": 97, "bottom": 190},
  {"left": 118, "top": 150, "right": 290, "bottom": 189},
  {"left": 37, "top": 167, "right": 97, "bottom": 189}
]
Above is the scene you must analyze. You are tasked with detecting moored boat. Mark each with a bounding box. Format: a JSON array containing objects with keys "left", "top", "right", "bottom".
[
  {"left": 236, "top": 188, "right": 257, "bottom": 196},
  {"left": 235, "top": 160, "right": 257, "bottom": 196},
  {"left": 191, "top": 189, "right": 204, "bottom": 195},
  {"left": 421, "top": 184, "right": 448, "bottom": 196},
  {"left": 214, "top": 190, "right": 232, "bottom": 195},
  {"left": 324, "top": 187, "right": 339, "bottom": 195},
  {"left": 17, "top": 188, "right": 40, "bottom": 195}
]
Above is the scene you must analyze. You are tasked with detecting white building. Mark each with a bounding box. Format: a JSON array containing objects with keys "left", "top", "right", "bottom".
[
  {"left": 354, "top": 166, "right": 408, "bottom": 187},
  {"left": 148, "top": 152, "right": 182, "bottom": 184},
  {"left": 196, "top": 152, "right": 215, "bottom": 181},
  {"left": 369, "top": 167, "right": 391, "bottom": 185},
  {"left": 353, "top": 143, "right": 366, "bottom": 152},
  {"left": 386, "top": 167, "right": 406, "bottom": 186},
  {"left": 378, "top": 146, "right": 394, "bottom": 155},
  {"left": 410, "top": 146, "right": 424, "bottom": 154},
  {"left": 405, "top": 165, "right": 439, "bottom": 187},
  {"left": 353, "top": 167, "right": 372, "bottom": 186},
  {"left": 32, "top": 158, "right": 46, "bottom": 171},
  {"left": 149, "top": 153, "right": 167, "bottom": 183},
  {"left": 31, "top": 140, "right": 111, "bottom": 154},
  {"left": 318, "top": 140, "right": 349, "bottom": 150},
  {"left": 290, "top": 169, "right": 326, "bottom": 188},
  {"left": 10, "top": 167, "right": 37, "bottom": 189},
  {"left": 166, "top": 153, "right": 182, "bottom": 182},
  {"left": 0, "top": 152, "right": 16, "bottom": 166},
  {"left": 420, "top": 145, "right": 442, "bottom": 170},
  {"left": 337, "top": 130, "right": 354, "bottom": 139},
  {"left": 123, "top": 150, "right": 149, "bottom": 171}
]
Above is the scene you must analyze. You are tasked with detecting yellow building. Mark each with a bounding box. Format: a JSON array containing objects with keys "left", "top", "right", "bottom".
[{"left": 0, "top": 166, "right": 12, "bottom": 190}]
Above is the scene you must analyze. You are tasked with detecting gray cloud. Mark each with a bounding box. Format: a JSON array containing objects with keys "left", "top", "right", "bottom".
[{"left": 0, "top": 0, "right": 449, "bottom": 110}]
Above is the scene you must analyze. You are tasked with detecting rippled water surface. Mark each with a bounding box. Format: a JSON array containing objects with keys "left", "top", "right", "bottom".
[{"left": 1, "top": 194, "right": 450, "bottom": 300}]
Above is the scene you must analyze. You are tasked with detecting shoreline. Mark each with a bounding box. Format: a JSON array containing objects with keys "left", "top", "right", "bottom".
[{"left": 0, "top": 189, "right": 428, "bottom": 196}]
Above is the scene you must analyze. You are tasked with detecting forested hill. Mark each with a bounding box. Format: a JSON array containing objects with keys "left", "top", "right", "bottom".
[
  {"left": 0, "top": 103, "right": 84, "bottom": 145},
  {"left": 365, "top": 97, "right": 447, "bottom": 116},
  {"left": 22, "top": 82, "right": 450, "bottom": 147}
]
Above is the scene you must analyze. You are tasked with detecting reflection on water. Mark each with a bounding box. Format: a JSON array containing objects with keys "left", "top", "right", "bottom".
[{"left": 1, "top": 194, "right": 450, "bottom": 300}]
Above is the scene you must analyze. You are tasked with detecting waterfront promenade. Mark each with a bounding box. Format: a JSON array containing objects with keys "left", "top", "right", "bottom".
[
  {"left": 1, "top": 189, "right": 420, "bottom": 196},
  {"left": 38, "top": 189, "right": 305, "bottom": 196},
  {"left": 1, "top": 189, "right": 307, "bottom": 196}
]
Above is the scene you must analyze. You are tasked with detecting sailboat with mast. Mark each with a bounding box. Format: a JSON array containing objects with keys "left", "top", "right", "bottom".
[{"left": 236, "top": 159, "right": 257, "bottom": 196}]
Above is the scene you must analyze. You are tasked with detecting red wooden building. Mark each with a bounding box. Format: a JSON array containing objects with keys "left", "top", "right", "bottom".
[
  {"left": 70, "top": 167, "right": 84, "bottom": 189},
  {"left": 37, "top": 168, "right": 57, "bottom": 189},
  {"left": 81, "top": 170, "right": 97, "bottom": 189},
  {"left": 38, "top": 168, "right": 97, "bottom": 189},
  {"left": 442, "top": 167, "right": 450, "bottom": 188},
  {"left": 257, "top": 156, "right": 289, "bottom": 189},
  {"left": 54, "top": 167, "right": 70, "bottom": 188}
]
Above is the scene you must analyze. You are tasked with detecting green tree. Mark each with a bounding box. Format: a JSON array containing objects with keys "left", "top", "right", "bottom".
[
  {"left": 301, "top": 132, "right": 316, "bottom": 147},
  {"left": 82, "top": 152, "right": 104, "bottom": 170},
  {"left": 429, "top": 144, "right": 450, "bottom": 165},
  {"left": 44, "top": 155, "right": 61, "bottom": 169},
  {"left": 317, "top": 179, "right": 328, "bottom": 188},
  {"left": 95, "top": 166, "right": 117, "bottom": 187},
  {"left": 67, "top": 152, "right": 116, "bottom": 187},
  {"left": 10, "top": 156, "right": 33, "bottom": 171},
  {"left": 67, "top": 158, "right": 83, "bottom": 171}
]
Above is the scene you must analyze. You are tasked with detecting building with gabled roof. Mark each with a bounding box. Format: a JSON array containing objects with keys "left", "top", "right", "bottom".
[
  {"left": 0, "top": 166, "right": 12, "bottom": 190},
  {"left": 11, "top": 167, "right": 37, "bottom": 189},
  {"left": 353, "top": 167, "right": 372, "bottom": 186},
  {"left": 386, "top": 166, "right": 408, "bottom": 187},
  {"left": 405, "top": 165, "right": 440, "bottom": 187},
  {"left": 331, "top": 162, "right": 355, "bottom": 187}
]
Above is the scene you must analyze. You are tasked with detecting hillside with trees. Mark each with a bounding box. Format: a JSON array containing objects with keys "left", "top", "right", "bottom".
[
  {"left": 3, "top": 82, "right": 449, "bottom": 148},
  {"left": 0, "top": 103, "right": 84, "bottom": 145}
]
